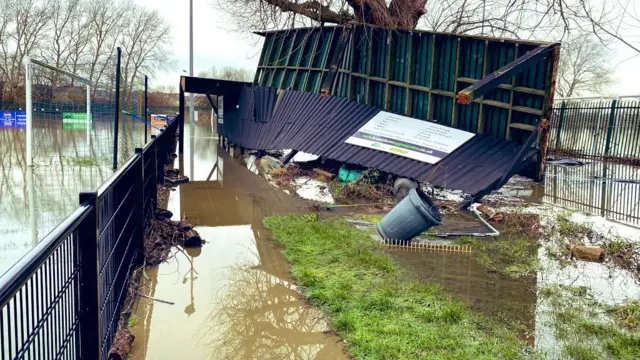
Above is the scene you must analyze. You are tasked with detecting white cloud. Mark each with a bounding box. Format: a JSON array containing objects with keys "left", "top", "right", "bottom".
[{"left": 134, "top": 0, "right": 262, "bottom": 88}]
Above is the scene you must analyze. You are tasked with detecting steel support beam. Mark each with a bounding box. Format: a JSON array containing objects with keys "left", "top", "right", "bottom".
[
  {"left": 206, "top": 93, "right": 218, "bottom": 117},
  {"left": 457, "top": 43, "right": 556, "bottom": 104}
]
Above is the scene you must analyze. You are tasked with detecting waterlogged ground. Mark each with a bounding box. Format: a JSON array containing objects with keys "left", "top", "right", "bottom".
[
  {"left": 242, "top": 150, "right": 640, "bottom": 358},
  {"left": 0, "top": 121, "right": 150, "bottom": 275},
  {"left": 128, "top": 126, "right": 347, "bottom": 359}
]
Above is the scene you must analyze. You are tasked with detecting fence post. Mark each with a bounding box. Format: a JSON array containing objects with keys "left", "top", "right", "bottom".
[
  {"left": 134, "top": 148, "right": 145, "bottom": 265},
  {"left": 144, "top": 75, "right": 148, "bottom": 144},
  {"left": 113, "top": 47, "right": 121, "bottom": 170},
  {"left": 77, "top": 191, "right": 101, "bottom": 360},
  {"left": 554, "top": 100, "right": 566, "bottom": 150},
  {"left": 23, "top": 56, "right": 33, "bottom": 167},
  {"left": 603, "top": 99, "right": 618, "bottom": 158},
  {"left": 151, "top": 135, "right": 158, "bottom": 210}
]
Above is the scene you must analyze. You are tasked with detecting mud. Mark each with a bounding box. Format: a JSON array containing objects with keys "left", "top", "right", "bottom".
[{"left": 128, "top": 124, "right": 347, "bottom": 359}]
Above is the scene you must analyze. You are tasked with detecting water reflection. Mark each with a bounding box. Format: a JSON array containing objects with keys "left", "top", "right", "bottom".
[
  {"left": 129, "top": 124, "right": 346, "bottom": 359},
  {"left": 544, "top": 161, "right": 640, "bottom": 227},
  {"left": 0, "top": 123, "right": 149, "bottom": 275}
]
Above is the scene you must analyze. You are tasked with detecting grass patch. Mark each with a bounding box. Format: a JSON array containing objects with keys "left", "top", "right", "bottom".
[
  {"left": 540, "top": 284, "right": 640, "bottom": 359},
  {"left": 607, "top": 300, "right": 640, "bottom": 330},
  {"left": 127, "top": 315, "right": 138, "bottom": 329},
  {"left": 264, "top": 216, "right": 533, "bottom": 359},
  {"left": 454, "top": 236, "right": 539, "bottom": 278}
]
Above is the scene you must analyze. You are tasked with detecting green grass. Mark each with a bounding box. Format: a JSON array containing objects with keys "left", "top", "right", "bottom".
[
  {"left": 127, "top": 315, "right": 138, "bottom": 329},
  {"left": 454, "top": 236, "right": 539, "bottom": 278},
  {"left": 607, "top": 300, "right": 640, "bottom": 330},
  {"left": 540, "top": 285, "right": 640, "bottom": 359},
  {"left": 264, "top": 216, "right": 533, "bottom": 360}
]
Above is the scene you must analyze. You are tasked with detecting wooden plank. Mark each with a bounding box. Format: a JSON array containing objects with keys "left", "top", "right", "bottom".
[{"left": 510, "top": 123, "right": 537, "bottom": 131}]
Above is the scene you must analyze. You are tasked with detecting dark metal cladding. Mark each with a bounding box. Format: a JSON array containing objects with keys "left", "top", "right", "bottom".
[{"left": 221, "top": 87, "right": 537, "bottom": 196}]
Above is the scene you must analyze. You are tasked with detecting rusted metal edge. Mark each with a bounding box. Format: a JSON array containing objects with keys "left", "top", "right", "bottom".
[
  {"left": 320, "top": 25, "right": 352, "bottom": 97},
  {"left": 456, "top": 43, "right": 557, "bottom": 105}
]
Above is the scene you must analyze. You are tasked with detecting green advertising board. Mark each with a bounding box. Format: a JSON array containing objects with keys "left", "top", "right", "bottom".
[{"left": 63, "top": 112, "right": 92, "bottom": 130}]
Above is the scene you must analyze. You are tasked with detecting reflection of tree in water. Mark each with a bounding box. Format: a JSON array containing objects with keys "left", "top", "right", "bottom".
[{"left": 199, "top": 245, "right": 343, "bottom": 360}]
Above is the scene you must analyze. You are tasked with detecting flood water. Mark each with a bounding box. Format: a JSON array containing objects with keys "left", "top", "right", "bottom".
[
  {"left": 0, "top": 121, "right": 151, "bottom": 275},
  {"left": 128, "top": 125, "right": 347, "bottom": 359}
]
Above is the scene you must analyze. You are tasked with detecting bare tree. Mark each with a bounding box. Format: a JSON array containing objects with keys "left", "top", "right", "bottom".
[
  {"left": 86, "top": 0, "right": 130, "bottom": 86},
  {"left": 214, "top": 0, "right": 640, "bottom": 55},
  {"left": 119, "top": 5, "right": 173, "bottom": 109},
  {"left": 556, "top": 35, "right": 615, "bottom": 98},
  {"left": 0, "top": 0, "right": 51, "bottom": 100},
  {"left": 198, "top": 65, "right": 254, "bottom": 82}
]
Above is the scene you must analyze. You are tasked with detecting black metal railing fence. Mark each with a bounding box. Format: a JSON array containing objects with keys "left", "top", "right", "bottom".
[
  {"left": 0, "top": 116, "right": 179, "bottom": 360},
  {"left": 548, "top": 98, "right": 640, "bottom": 162}
]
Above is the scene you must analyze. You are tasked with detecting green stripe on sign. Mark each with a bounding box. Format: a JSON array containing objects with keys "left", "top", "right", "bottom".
[{"left": 62, "top": 112, "right": 93, "bottom": 122}]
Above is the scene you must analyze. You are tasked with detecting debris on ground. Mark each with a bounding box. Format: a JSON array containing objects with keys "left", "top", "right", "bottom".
[
  {"left": 568, "top": 245, "right": 605, "bottom": 262},
  {"left": 164, "top": 167, "right": 189, "bottom": 185},
  {"left": 476, "top": 204, "right": 505, "bottom": 223},
  {"left": 312, "top": 168, "right": 334, "bottom": 181},
  {"left": 107, "top": 327, "right": 135, "bottom": 360}
]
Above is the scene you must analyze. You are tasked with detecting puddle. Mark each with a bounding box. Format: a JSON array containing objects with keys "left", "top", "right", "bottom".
[
  {"left": 384, "top": 175, "right": 640, "bottom": 356},
  {"left": 129, "top": 123, "right": 347, "bottom": 359}
]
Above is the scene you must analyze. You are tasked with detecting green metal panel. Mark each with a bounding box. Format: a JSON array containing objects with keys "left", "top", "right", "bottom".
[
  {"left": 254, "top": 25, "right": 559, "bottom": 143},
  {"left": 294, "top": 72, "right": 308, "bottom": 91}
]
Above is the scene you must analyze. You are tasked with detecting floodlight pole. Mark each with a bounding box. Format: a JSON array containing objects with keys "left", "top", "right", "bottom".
[
  {"left": 189, "top": 0, "right": 195, "bottom": 179},
  {"left": 24, "top": 56, "right": 33, "bottom": 167}
]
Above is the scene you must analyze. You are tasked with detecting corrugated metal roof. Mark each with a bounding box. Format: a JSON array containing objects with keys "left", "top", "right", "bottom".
[
  {"left": 252, "top": 25, "right": 559, "bottom": 145},
  {"left": 220, "top": 86, "right": 537, "bottom": 196}
]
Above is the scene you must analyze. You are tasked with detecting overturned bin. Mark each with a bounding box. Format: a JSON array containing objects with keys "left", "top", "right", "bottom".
[{"left": 377, "top": 188, "right": 442, "bottom": 240}]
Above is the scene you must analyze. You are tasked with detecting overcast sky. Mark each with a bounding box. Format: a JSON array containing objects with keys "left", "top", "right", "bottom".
[{"left": 136, "top": 0, "right": 640, "bottom": 97}]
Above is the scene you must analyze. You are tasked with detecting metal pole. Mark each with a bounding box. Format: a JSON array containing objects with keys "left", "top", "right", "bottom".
[
  {"left": 24, "top": 56, "right": 33, "bottom": 167},
  {"left": 114, "top": 47, "right": 121, "bottom": 170},
  {"left": 144, "top": 75, "right": 148, "bottom": 143},
  {"left": 27, "top": 166, "right": 36, "bottom": 246},
  {"left": 86, "top": 84, "right": 91, "bottom": 150},
  {"left": 189, "top": 0, "right": 195, "bottom": 179},
  {"left": 604, "top": 99, "right": 618, "bottom": 157},
  {"left": 554, "top": 100, "right": 566, "bottom": 150},
  {"left": 189, "top": 0, "right": 194, "bottom": 128}
]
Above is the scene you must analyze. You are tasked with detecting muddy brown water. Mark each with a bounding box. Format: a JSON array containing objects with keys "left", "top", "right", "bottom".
[
  {"left": 128, "top": 127, "right": 347, "bottom": 359},
  {"left": 0, "top": 123, "right": 149, "bottom": 275}
]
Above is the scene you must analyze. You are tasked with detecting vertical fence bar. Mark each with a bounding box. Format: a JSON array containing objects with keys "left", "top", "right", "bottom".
[
  {"left": 554, "top": 100, "right": 566, "bottom": 150},
  {"left": 134, "top": 149, "right": 145, "bottom": 265},
  {"left": 113, "top": 47, "right": 122, "bottom": 170},
  {"left": 77, "top": 192, "right": 101, "bottom": 360},
  {"left": 24, "top": 57, "right": 33, "bottom": 167},
  {"left": 604, "top": 99, "right": 618, "bottom": 158},
  {"left": 151, "top": 135, "right": 158, "bottom": 211},
  {"left": 144, "top": 76, "right": 148, "bottom": 144}
]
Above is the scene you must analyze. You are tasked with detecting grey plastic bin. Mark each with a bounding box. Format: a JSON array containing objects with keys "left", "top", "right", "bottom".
[{"left": 377, "top": 188, "right": 442, "bottom": 240}]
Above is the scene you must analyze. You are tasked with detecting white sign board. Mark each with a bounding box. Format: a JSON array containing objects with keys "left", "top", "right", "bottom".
[
  {"left": 217, "top": 96, "right": 224, "bottom": 124},
  {"left": 345, "top": 111, "right": 475, "bottom": 164}
]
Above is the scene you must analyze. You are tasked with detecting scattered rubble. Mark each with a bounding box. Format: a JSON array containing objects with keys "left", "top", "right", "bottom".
[{"left": 107, "top": 328, "right": 135, "bottom": 360}]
